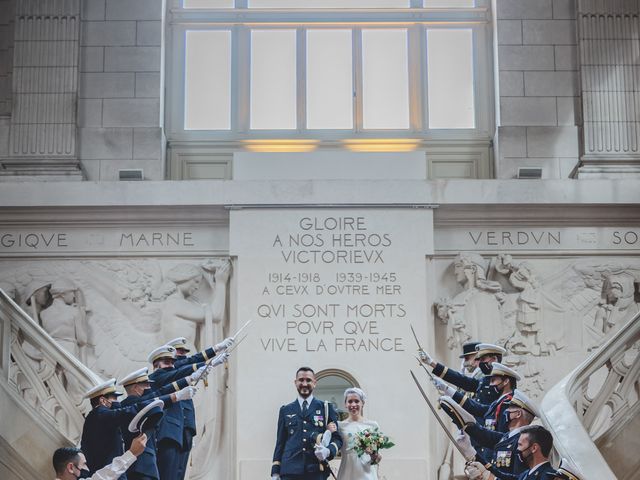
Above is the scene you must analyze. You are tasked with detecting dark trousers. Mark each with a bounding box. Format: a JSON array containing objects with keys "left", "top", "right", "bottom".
[
  {"left": 127, "top": 474, "right": 156, "bottom": 480},
  {"left": 282, "top": 474, "right": 326, "bottom": 480},
  {"left": 157, "top": 439, "right": 182, "bottom": 480},
  {"left": 176, "top": 431, "right": 195, "bottom": 480}
]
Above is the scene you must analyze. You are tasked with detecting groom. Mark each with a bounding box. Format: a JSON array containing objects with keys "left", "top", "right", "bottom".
[{"left": 271, "top": 367, "right": 342, "bottom": 480}]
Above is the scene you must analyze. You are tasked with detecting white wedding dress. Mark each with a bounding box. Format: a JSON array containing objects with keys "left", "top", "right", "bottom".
[{"left": 336, "top": 419, "right": 380, "bottom": 480}]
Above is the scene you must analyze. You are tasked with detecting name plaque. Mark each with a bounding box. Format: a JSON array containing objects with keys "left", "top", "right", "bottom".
[
  {"left": 0, "top": 227, "right": 228, "bottom": 256},
  {"left": 435, "top": 227, "right": 640, "bottom": 252}
]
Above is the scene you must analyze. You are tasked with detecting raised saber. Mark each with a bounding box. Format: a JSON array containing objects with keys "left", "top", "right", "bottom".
[
  {"left": 232, "top": 319, "right": 253, "bottom": 342},
  {"left": 414, "top": 355, "right": 436, "bottom": 381},
  {"left": 410, "top": 370, "right": 469, "bottom": 460},
  {"left": 409, "top": 323, "right": 423, "bottom": 351},
  {"left": 194, "top": 328, "right": 251, "bottom": 387}
]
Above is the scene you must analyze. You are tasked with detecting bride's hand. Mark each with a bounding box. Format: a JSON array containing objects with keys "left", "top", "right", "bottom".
[
  {"left": 371, "top": 452, "right": 382, "bottom": 464},
  {"left": 327, "top": 422, "right": 337, "bottom": 433}
]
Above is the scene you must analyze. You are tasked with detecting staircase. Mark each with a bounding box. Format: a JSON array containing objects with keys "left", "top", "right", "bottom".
[
  {"left": 0, "top": 288, "right": 101, "bottom": 479},
  {"left": 541, "top": 311, "right": 640, "bottom": 480}
]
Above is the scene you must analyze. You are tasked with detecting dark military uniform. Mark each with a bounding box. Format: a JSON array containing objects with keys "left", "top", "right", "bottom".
[
  {"left": 432, "top": 363, "right": 498, "bottom": 404},
  {"left": 121, "top": 379, "right": 190, "bottom": 480},
  {"left": 81, "top": 402, "right": 140, "bottom": 479},
  {"left": 453, "top": 390, "right": 513, "bottom": 434},
  {"left": 467, "top": 424, "right": 528, "bottom": 480},
  {"left": 272, "top": 397, "right": 343, "bottom": 479},
  {"left": 518, "top": 462, "right": 558, "bottom": 480},
  {"left": 173, "top": 347, "right": 216, "bottom": 479},
  {"left": 149, "top": 361, "right": 206, "bottom": 480}
]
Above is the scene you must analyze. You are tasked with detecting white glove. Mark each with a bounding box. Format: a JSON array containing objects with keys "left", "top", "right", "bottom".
[
  {"left": 455, "top": 430, "right": 477, "bottom": 462},
  {"left": 360, "top": 452, "right": 372, "bottom": 466},
  {"left": 321, "top": 430, "right": 332, "bottom": 447},
  {"left": 432, "top": 377, "right": 456, "bottom": 397},
  {"left": 465, "top": 461, "right": 492, "bottom": 480},
  {"left": 314, "top": 444, "right": 330, "bottom": 461},
  {"left": 418, "top": 349, "right": 434, "bottom": 366},
  {"left": 189, "top": 365, "right": 209, "bottom": 384},
  {"left": 211, "top": 351, "right": 230, "bottom": 367},
  {"left": 175, "top": 385, "right": 197, "bottom": 402},
  {"left": 271, "top": 476, "right": 280, "bottom": 480},
  {"left": 214, "top": 337, "right": 234, "bottom": 353}
]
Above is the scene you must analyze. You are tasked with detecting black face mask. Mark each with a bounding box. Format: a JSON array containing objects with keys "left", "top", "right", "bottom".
[
  {"left": 110, "top": 401, "right": 121, "bottom": 409},
  {"left": 142, "top": 388, "right": 152, "bottom": 397},
  {"left": 479, "top": 361, "right": 493, "bottom": 375},
  {"left": 478, "top": 383, "right": 501, "bottom": 403},
  {"left": 517, "top": 445, "right": 532, "bottom": 465}
]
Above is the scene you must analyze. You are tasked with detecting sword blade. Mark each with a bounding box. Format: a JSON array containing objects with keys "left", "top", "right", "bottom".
[
  {"left": 409, "top": 323, "right": 424, "bottom": 351},
  {"left": 232, "top": 319, "right": 253, "bottom": 341},
  {"left": 226, "top": 333, "right": 248, "bottom": 354},
  {"left": 409, "top": 370, "right": 468, "bottom": 459}
]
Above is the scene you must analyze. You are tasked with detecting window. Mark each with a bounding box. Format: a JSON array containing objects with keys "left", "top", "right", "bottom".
[{"left": 167, "top": 0, "right": 493, "bottom": 152}]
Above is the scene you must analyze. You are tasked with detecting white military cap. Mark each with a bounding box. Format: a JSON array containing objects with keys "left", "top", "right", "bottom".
[
  {"left": 84, "top": 378, "right": 123, "bottom": 399},
  {"left": 489, "top": 362, "right": 522, "bottom": 381},
  {"left": 119, "top": 367, "right": 154, "bottom": 387},
  {"left": 555, "top": 458, "right": 582, "bottom": 480},
  {"left": 128, "top": 399, "right": 164, "bottom": 433},
  {"left": 475, "top": 343, "right": 507, "bottom": 357},
  {"left": 504, "top": 389, "right": 538, "bottom": 417},
  {"left": 166, "top": 337, "right": 190, "bottom": 352},
  {"left": 147, "top": 345, "right": 176, "bottom": 363}
]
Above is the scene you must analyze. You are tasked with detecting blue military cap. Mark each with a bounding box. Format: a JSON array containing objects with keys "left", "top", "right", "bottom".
[
  {"left": 459, "top": 341, "right": 481, "bottom": 358},
  {"left": 128, "top": 398, "right": 164, "bottom": 433}
]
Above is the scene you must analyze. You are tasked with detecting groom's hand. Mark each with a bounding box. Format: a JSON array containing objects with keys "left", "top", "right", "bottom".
[
  {"left": 271, "top": 476, "right": 280, "bottom": 480},
  {"left": 314, "top": 444, "right": 330, "bottom": 461}
]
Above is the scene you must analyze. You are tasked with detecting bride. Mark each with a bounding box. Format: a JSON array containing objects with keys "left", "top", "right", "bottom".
[{"left": 327, "top": 387, "right": 381, "bottom": 480}]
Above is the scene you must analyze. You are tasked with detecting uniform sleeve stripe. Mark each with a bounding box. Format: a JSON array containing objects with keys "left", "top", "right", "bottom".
[
  {"left": 272, "top": 461, "right": 280, "bottom": 466},
  {"left": 172, "top": 381, "right": 179, "bottom": 391},
  {"left": 439, "top": 366, "right": 448, "bottom": 378},
  {"left": 203, "top": 350, "right": 209, "bottom": 361},
  {"left": 192, "top": 364, "right": 198, "bottom": 372},
  {"left": 460, "top": 394, "right": 468, "bottom": 407}
]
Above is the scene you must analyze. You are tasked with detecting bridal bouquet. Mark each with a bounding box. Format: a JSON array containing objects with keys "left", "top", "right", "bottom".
[{"left": 353, "top": 427, "right": 395, "bottom": 466}]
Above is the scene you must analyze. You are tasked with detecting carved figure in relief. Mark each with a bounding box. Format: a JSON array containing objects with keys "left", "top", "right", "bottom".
[
  {"left": 594, "top": 272, "right": 639, "bottom": 336},
  {"left": 159, "top": 260, "right": 231, "bottom": 349},
  {"left": 40, "top": 278, "right": 89, "bottom": 362},
  {"left": 495, "top": 255, "right": 566, "bottom": 357},
  {"left": 435, "top": 253, "right": 503, "bottom": 350}
]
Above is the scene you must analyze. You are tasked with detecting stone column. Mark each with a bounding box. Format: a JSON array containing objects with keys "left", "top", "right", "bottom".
[
  {"left": 576, "top": 0, "right": 640, "bottom": 178},
  {"left": 0, "top": 0, "right": 83, "bottom": 180}
]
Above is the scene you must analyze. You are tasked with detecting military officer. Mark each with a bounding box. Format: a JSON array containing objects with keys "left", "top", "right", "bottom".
[
  {"left": 441, "top": 390, "right": 539, "bottom": 480},
  {"left": 460, "top": 341, "right": 482, "bottom": 376},
  {"left": 119, "top": 367, "right": 195, "bottom": 480},
  {"left": 446, "top": 363, "right": 520, "bottom": 434},
  {"left": 271, "top": 367, "right": 343, "bottom": 480},
  {"left": 147, "top": 344, "right": 228, "bottom": 480},
  {"left": 512, "top": 426, "right": 558, "bottom": 480},
  {"left": 420, "top": 343, "right": 507, "bottom": 404},
  {"left": 165, "top": 336, "right": 234, "bottom": 479}
]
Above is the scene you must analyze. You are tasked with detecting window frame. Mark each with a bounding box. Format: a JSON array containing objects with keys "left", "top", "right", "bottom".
[{"left": 165, "top": 0, "right": 494, "bottom": 144}]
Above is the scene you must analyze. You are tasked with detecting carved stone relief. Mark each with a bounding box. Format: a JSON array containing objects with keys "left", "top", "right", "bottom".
[
  {"left": 434, "top": 254, "right": 640, "bottom": 400},
  {"left": 0, "top": 257, "right": 232, "bottom": 478}
]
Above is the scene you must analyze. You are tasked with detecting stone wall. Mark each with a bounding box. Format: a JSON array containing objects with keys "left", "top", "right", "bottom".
[
  {"left": 494, "top": 0, "right": 581, "bottom": 179},
  {"left": 78, "top": 0, "right": 164, "bottom": 180}
]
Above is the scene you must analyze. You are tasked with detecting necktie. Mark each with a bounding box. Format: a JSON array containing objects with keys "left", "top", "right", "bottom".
[{"left": 302, "top": 399, "right": 308, "bottom": 415}]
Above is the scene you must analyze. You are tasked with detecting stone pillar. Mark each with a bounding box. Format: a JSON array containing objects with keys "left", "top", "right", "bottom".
[
  {"left": 576, "top": 0, "right": 640, "bottom": 178},
  {"left": 494, "top": 0, "right": 581, "bottom": 179},
  {"left": 0, "top": 0, "right": 83, "bottom": 180}
]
